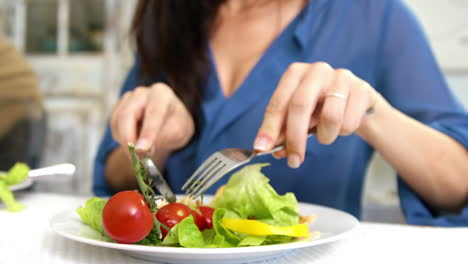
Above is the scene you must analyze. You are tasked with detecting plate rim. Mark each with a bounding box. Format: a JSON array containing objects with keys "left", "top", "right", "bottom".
[{"left": 50, "top": 202, "right": 359, "bottom": 254}]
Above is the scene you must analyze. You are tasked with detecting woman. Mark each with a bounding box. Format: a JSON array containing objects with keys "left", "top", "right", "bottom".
[{"left": 94, "top": 0, "right": 468, "bottom": 226}]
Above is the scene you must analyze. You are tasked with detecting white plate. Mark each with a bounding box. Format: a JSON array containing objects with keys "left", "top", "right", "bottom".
[{"left": 50, "top": 201, "right": 358, "bottom": 264}]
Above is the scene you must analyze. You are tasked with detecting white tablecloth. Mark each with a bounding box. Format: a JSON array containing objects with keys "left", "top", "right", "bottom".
[{"left": 1, "top": 192, "right": 467, "bottom": 264}]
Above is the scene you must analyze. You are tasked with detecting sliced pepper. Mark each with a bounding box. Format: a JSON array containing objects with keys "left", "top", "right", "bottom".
[{"left": 221, "top": 218, "right": 309, "bottom": 238}]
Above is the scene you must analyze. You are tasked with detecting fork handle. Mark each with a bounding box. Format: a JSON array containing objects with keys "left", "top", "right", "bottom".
[{"left": 255, "top": 128, "right": 316, "bottom": 156}]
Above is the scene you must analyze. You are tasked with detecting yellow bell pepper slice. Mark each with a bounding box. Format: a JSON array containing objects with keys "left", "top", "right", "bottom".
[{"left": 221, "top": 218, "right": 309, "bottom": 237}]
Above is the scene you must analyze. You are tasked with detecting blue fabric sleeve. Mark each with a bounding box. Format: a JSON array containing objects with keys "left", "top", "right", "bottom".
[
  {"left": 377, "top": 0, "right": 468, "bottom": 226},
  {"left": 92, "top": 63, "right": 139, "bottom": 196}
]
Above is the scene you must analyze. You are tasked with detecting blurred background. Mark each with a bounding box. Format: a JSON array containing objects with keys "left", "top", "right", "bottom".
[{"left": 0, "top": 0, "right": 467, "bottom": 222}]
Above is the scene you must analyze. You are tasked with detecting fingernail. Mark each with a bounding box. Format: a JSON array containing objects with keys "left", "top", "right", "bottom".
[
  {"left": 135, "top": 139, "right": 149, "bottom": 151},
  {"left": 272, "top": 152, "right": 281, "bottom": 159},
  {"left": 273, "top": 150, "right": 287, "bottom": 159},
  {"left": 288, "top": 153, "right": 301, "bottom": 169},
  {"left": 254, "top": 136, "right": 271, "bottom": 151}
]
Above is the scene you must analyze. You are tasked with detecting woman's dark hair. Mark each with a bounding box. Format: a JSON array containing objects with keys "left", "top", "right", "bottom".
[{"left": 132, "top": 0, "right": 226, "bottom": 128}]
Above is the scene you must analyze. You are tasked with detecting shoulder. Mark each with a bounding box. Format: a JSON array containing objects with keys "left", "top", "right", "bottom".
[
  {"left": 317, "top": 0, "right": 421, "bottom": 44},
  {"left": 320, "top": 0, "right": 412, "bottom": 23}
]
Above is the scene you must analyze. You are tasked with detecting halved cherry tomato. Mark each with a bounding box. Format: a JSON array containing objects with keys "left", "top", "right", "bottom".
[
  {"left": 156, "top": 203, "right": 205, "bottom": 238},
  {"left": 191, "top": 209, "right": 206, "bottom": 231},
  {"left": 102, "top": 191, "right": 154, "bottom": 244},
  {"left": 199, "top": 206, "right": 215, "bottom": 229}
]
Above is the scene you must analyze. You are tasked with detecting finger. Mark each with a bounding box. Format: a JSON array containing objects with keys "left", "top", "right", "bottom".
[
  {"left": 316, "top": 69, "right": 351, "bottom": 144},
  {"left": 111, "top": 90, "right": 139, "bottom": 144},
  {"left": 110, "top": 91, "right": 130, "bottom": 143},
  {"left": 136, "top": 83, "right": 174, "bottom": 152},
  {"left": 272, "top": 149, "right": 287, "bottom": 159},
  {"left": 254, "top": 63, "right": 309, "bottom": 152},
  {"left": 117, "top": 87, "right": 148, "bottom": 146},
  {"left": 341, "top": 81, "right": 374, "bottom": 136},
  {"left": 286, "top": 62, "right": 333, "bottom": 168}
]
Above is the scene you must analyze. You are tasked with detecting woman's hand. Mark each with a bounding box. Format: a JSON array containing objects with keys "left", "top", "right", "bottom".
[
  {"left": 111, "top": 82, "right": 195, "bottom": 154},
  {"left": 254, "top": 62, "right": 377, "bottom": 168}
]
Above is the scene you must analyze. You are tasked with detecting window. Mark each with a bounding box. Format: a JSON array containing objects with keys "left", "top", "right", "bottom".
[{"left": 24, "top": 0, "right": 105, "bottom": 54}]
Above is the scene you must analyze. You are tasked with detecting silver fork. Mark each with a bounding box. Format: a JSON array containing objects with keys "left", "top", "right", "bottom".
[{"left": 182, "top": 130, "right": 315, "bottom": 198}]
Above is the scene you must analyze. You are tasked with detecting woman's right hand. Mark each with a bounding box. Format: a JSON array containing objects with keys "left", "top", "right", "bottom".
[{"left": 110, "top": 82, "right": 195, "bottom": 154}]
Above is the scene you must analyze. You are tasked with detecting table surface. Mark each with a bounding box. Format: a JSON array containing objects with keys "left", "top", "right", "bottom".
[{"left": 1, "top": 192, "right": 467, "bottom": 264}]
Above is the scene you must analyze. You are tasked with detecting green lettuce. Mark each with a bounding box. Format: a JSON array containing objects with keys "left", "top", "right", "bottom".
[
  {"left": 0, "top": 181, "right": 25, "bottom": 212},
  {"left": 0, "top": 163, "right": 30, "bottom": 212},
  {"left": 3, "top": 163, "right": 30, "bottom": 186},
  {"left": 211, "top": 208, "right": 241, "bottom": 246},
  {"left": 162, "top": 215, "right": 229, "bottom": 248},
  {"left": 211, "top": 163, "right": 299, "bottom": 226},
  {"left": 76, "top": 197, "right": 107, "bottom": 235}
]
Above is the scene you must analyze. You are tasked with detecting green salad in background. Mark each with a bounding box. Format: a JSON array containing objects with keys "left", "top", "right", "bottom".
[
  {"left": 77, "top": 147, "right": 316, "bottom": 248},
  {"left": 0, "top": 162, "right": 30, "bottom": 212}
]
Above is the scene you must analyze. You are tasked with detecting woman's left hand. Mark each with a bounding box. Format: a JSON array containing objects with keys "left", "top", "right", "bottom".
[{"left": 254, "top": 62, "right": 378, "bottom": 168}]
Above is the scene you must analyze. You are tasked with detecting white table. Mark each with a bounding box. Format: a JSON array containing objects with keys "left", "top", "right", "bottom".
[{"left": 1, "top": 192, "right": 467, "bottom": 264}]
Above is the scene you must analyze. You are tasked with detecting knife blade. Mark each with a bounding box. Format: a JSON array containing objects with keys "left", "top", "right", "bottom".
[{"left": 141, "top": 153, "right": 176, "bottom": 203}]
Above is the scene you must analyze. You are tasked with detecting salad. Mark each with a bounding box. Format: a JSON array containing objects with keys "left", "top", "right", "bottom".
[
  {"left": 77, "top": 144, "right": 316, "bottom": 248},
  {"left": 0, "top": 162, "right": 30, "bottom": 212}
]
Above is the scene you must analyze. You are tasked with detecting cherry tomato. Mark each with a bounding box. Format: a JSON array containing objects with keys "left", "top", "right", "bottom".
[
  {"left": 156, "top": 203, "right": 205, "bottom": 238},
  {"left": 199, "top": 206, "right": 215, "bottom": 229},
  {"left": 191, "top": 209, "right": 206, "bottom": 231},
  {"left": 102, "top": 191, "right": 154, "bottom": 244}
]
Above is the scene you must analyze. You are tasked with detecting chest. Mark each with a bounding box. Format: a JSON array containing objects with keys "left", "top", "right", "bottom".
[
  {"left": 209, "top": 21, "right": 279, "bottom": 97},
  {"left": 210, "top": 1, "right": 305, "bottom": 97}
]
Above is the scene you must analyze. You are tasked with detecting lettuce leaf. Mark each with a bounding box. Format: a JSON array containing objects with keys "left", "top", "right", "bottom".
[
  {"left": 4, "top": 162, "right": 30, "bottom": 186},
  {"left": 161, "top": 208, "right": 267, "bottom": 248},
  {"left": 0, "top": 181, "right": 25, "bottom": 212},
  {"left": 238, "top": 235, "right": 266, "bottom": 246},
  {"left": 0, "top": 163, "right": 30, "bottom": 212},
  {"left": 211, "top": 163, "right": 299, "bottom": 226},
  {"left": 162, "top": 215, "right": 230, "bottom": 248},
  {"left": 212, "top": 208, "right": 240, "bottom": 246},
  {"left": 76, "top": 197, "right": 107, "bottom": 235}
]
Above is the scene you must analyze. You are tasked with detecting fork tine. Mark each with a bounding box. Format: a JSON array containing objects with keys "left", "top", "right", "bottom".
[
  {"left": 182, "top": 155, "right": 219, "bottom": 190},
  {"left": 190, "top": 165, "right": 233, "bottom": 199},
  {"left": 187, "top": 162, "right": 226, "bottom": 197},
  {"left": 189, "top": 159, "right": 223, "bottom": 189}
]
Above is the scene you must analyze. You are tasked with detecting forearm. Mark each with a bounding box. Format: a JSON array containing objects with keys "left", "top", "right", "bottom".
[
  {"left": 357, "top": 93, "right": 468, "bottom": 211},
  {"left": 105, "top": 145, "right": 172, "bottom": 193}
]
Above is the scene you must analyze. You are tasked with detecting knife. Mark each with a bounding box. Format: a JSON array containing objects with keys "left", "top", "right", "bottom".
[{"left": 141, "top": 153, "right": 177, "bottom": 203}]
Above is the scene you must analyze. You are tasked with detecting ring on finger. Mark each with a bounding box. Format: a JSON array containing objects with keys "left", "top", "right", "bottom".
[{"left": 325, "top": 92, "right": 347, "bottom": 100}]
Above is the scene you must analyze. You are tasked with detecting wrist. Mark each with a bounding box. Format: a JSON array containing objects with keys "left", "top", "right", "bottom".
[{"left": 356, "top": 92, "right": 394, "bottom": 143}]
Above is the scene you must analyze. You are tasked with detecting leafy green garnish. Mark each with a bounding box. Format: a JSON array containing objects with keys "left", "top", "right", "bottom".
[
  {"left": 127, "top": 143, "right": 163, "bottom": 240},
  {"left": 136, "top": 228, "right": 162, "bottom": 246},
  {"left": 128, "top": 143, "right": 157, "bottom": 210}
]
